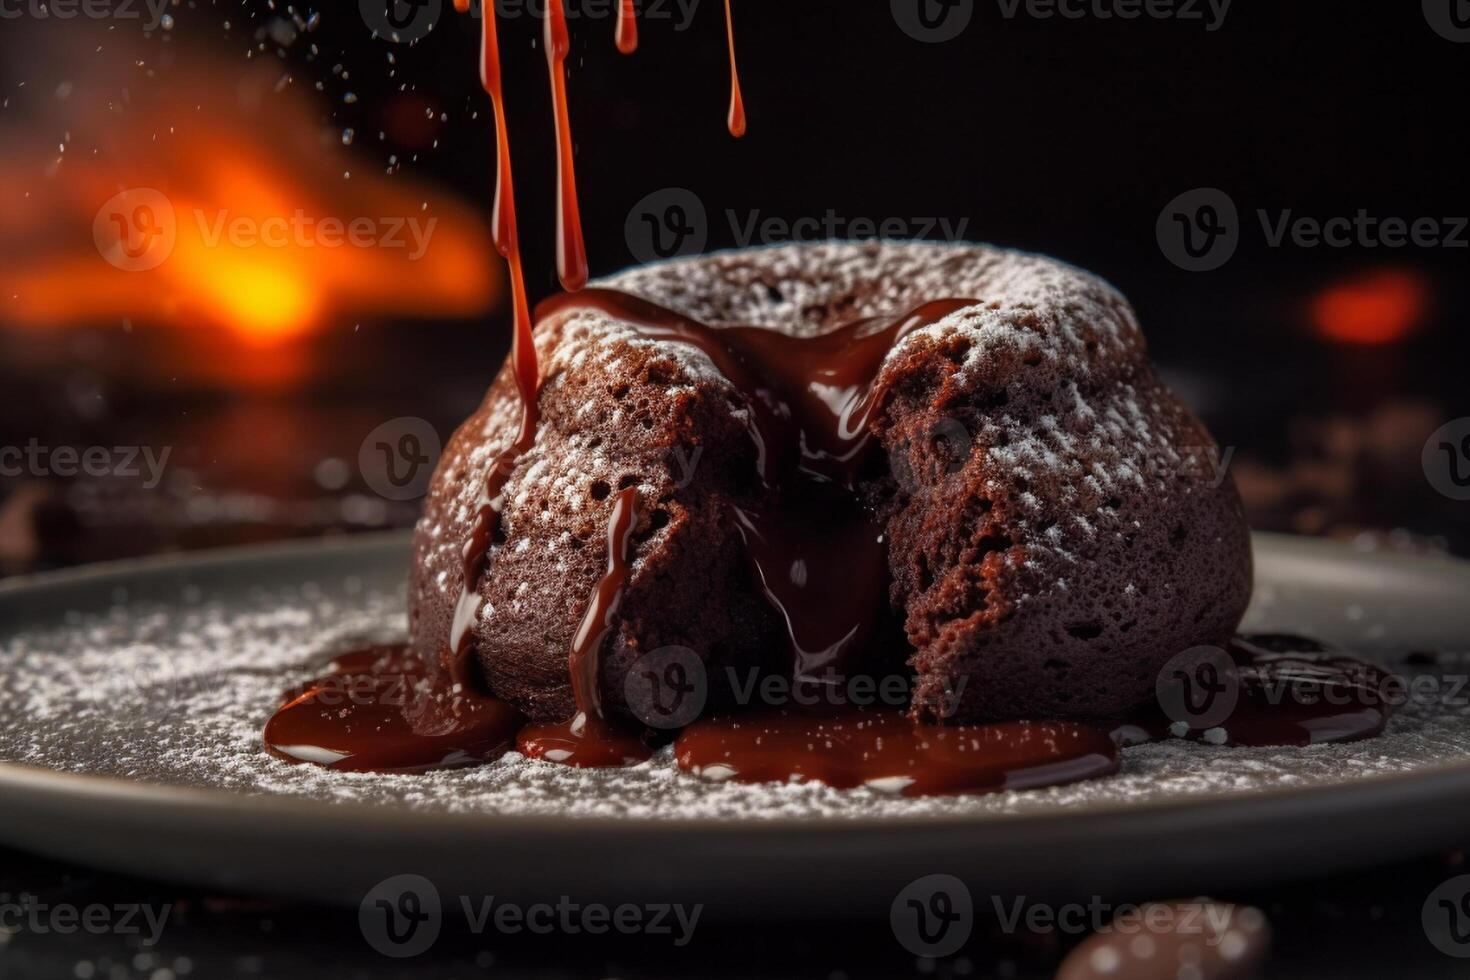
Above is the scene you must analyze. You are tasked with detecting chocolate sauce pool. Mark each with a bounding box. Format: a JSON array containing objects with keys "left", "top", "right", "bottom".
[{"left": 266, "top": 632, "right": 1393, "bottom": 788}]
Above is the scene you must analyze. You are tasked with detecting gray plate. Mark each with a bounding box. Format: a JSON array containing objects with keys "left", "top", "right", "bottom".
[{"left": 1, "top": 532, "right": 1470, "bottom": 914}]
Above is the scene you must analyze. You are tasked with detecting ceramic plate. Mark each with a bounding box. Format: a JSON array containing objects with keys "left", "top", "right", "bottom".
[{"left": 1, "top": 532, "right": 1468, "bottom": 914}]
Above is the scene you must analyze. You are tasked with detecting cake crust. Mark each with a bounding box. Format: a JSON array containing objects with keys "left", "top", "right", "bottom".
[{"left": 409, "top": 241, "right": 1253, "bottom": 723}]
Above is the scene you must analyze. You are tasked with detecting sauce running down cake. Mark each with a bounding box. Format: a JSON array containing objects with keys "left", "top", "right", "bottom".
[{"left": 408, "top": 240, "right": 1254, "bottom": 728}]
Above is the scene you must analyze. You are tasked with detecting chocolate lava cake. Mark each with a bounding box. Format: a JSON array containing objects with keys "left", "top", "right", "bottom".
[{"left": 409, "top": 241, "right": 1253, "bottom": 724}]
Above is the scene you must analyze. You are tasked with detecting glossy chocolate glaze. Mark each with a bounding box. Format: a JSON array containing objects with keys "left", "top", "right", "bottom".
[
  {"left": 537, "top": 289, "right": 974, "bottom": 687},
  {"left": 675, "top": 709, "right": 1120, "bottom": 796},
  {"left": 263, "top": 646, "right": 521, "bottom": 773},
  {"left": 1113, "top": 635, "right": 1392, "bottom": 748},
  {"left": 515, "top": 486, "right": 658, "bottom": 766},
  {"left": 264, "top": 632, "right": 1395, "bottom": 793}
]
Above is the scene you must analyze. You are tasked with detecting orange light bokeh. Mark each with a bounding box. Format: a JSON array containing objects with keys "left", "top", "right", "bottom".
[
  {"left": 1309, "top": 269, "right": 1429, "bottom": 346},
  {"left": 0, "top": 43, "right": 499, "bottom": 380}
]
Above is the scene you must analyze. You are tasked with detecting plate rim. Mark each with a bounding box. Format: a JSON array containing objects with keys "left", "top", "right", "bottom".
[{"left": 3, "top": 745, "right": 1470, "bottom": 834}]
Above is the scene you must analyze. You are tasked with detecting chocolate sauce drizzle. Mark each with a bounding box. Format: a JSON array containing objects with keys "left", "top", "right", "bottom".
[
  {"left": 615, "top": 0, "right": 638, "bottom": 54},
  {"left": 723, "top": 0, "right": 746, "bottom": 138},
  {"left": 536, "top": 289, "right": 974, "bottom": 684},
  {"left": 448, "top": 0, "right": 541, "bottom": 688},
  {"left": 545, "top": 0, "right": 589, "bottom": 292},
  {"left": 448, "top": 1, "right": 747, "bottom": 687},
  {"left": 261, "top": 3, "right": 1397, "bottom": 797},
  {"left": 516, "top": 486, "right": 657, "bottom": 767}
]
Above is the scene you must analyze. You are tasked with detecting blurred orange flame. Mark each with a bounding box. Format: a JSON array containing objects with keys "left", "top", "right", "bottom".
[
  {"left": 0, "top": 51, "right": 498, "bottom": 351},
  {"left": 1309, "top": 269, "right": 1429, "bottom": 346}
]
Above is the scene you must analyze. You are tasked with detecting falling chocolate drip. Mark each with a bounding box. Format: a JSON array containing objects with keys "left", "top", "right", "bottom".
[
  {"left": 546, "top": 0, "right": 590, "bottom": 292},
  {"left": 723, "top": 0, "right": 746, "bottom": 138},
  {"left": 449, "top": 0, "right": 542, "bottom": 684},
  {"left": 616, "top": 0, "right": 638, "bottom": 54}
]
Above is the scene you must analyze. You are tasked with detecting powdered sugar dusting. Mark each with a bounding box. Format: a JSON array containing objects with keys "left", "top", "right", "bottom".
[
  {"left": 413, "top": 241, "right": 1177, "bottom": 691},
  {"left": 604, "top": 241, "right": 1129, "bottom": 339},
  {"left": 1, "top": 549, "right": 1466, "bottom": 820}
]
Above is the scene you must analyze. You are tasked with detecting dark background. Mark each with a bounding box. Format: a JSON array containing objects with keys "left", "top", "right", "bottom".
[
  {"left": 0, "top": 0, "right": 1467, "bottom": 572},
  {"left": 1, "top": 1, "right": 1469, "bottom": 977}
]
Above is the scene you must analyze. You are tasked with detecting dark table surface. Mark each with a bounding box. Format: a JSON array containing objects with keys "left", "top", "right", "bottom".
[{"left": 2, "top": 841, "right": 1469, "bottom": 979}]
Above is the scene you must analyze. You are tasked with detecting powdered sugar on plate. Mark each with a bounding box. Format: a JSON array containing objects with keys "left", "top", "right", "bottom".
[{"left": 1, "top": 544, "right": 1468, "bottom": 821}]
